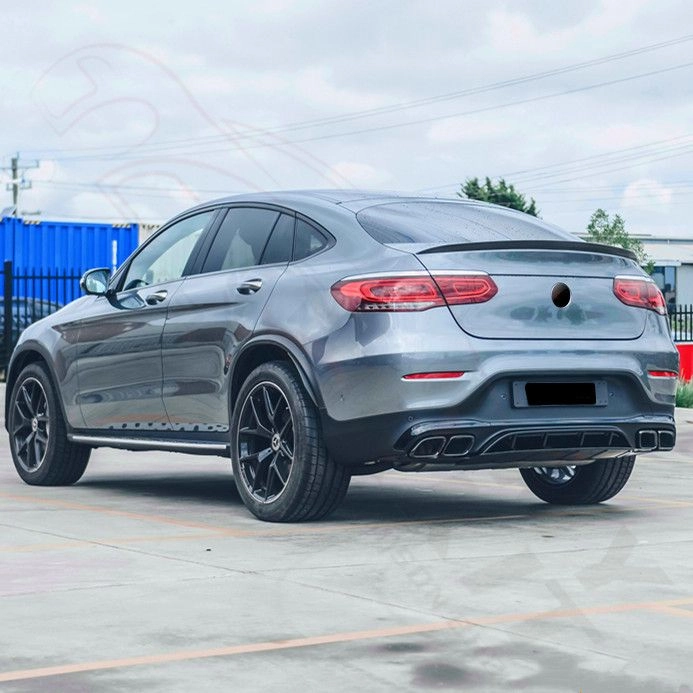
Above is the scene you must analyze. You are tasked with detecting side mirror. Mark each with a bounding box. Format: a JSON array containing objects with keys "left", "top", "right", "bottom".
[{"left": 80, "top": 268, "right": 112, "bottom": 296}]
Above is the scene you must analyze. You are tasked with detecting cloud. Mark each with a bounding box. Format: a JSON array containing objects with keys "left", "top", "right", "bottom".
[
  {"left": 621, "top": 178, "right": 673, "bottom": 211},
  {"left": 328, "top": 161, "right": 390, "bottom": 187},
  {"left": 427, "top": 117, "right": 510, "bottom": 144},
  {"left": 582, "top": 124, "right": 688, "bottom": 151},
  {"left": 0, "top": 0, "right": 691, "bottom": 238},
  {"left": 487, "top": 9, "right": 546, "bottom": 54}
]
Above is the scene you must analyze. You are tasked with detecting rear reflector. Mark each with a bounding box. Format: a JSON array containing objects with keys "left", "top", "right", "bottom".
[
  {"left": 331, "top": 273, "right": 497, "bottom": 312},
  {"left": 403, "top": 371, "right": 465, "bottom": 380},
  {"left": 648, "top": 370, "right": 678, "bottom": 378},
  {"left": 613, "top": 277, "right": 666, "bottom": 315}
]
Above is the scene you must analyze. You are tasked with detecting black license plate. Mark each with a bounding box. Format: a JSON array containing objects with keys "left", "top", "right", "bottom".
[{"left": 513, "top": 381, "right": 608, "bottom": 407}]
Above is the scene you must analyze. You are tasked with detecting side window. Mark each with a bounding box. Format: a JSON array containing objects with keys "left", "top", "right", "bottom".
[
  {"left": 202, "top": 207, "right": 279, "bottom": 273},
  {"left": 260, "top": 214, "right": 294, "bottom": 265},
  {"left": 294, "top": 219, "right": 328, "bottom": 261},
  {"left": 122, "top": 211, "right": 213, "bottom": 290}
]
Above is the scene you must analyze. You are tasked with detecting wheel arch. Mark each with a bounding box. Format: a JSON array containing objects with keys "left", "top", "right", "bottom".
[
  {"left": 5, "top": 343, "right": 67, "bottom": 430},
  {"left": 229, "top": 337, "right": 324, "bottom": 414}
]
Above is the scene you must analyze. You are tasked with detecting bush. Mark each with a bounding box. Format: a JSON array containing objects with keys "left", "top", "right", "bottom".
[{"left": 676, "top": 379, "right": 693, "bottom": 408}]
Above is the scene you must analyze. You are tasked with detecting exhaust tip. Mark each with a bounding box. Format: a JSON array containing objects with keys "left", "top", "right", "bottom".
[
  {"left": 657, "top": 430, "right": 675, "bottom": 451},
  {"left": 637, "top": 430, "right": 658, "bottom": 451},
  {"left": 410, "top": 436, "right": 446, "bottom": 459},
  {"left": 443, "top": 435, "right": 474, "bottom": 457}
]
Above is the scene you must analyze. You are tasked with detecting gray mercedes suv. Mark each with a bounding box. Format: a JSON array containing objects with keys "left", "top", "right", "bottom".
[{"left": 5, "top": 191, "right": 678, "bottom": 521}]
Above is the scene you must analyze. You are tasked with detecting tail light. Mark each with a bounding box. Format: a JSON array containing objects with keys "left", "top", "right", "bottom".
[
  {"left": 613, "top": 276, "right": 666, "bottom": 315},
  {"left": 434, "top": 275, "right": 498, "bottom": 305},
  {"left": 331, "top": 273, "right": 497, "bottom": 312}
]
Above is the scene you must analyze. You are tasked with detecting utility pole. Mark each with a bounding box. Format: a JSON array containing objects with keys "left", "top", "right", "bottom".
[{"left": 2, "top": 153, "right": 39, "bottom": 217}]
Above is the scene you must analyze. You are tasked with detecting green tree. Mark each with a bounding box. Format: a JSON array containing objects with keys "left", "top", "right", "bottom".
[
  {"left": 458, "top": 177, "right": 539, "bottom": 216},
  {"left": 585, "top": 208, "right": 653, "bottom": 272}
]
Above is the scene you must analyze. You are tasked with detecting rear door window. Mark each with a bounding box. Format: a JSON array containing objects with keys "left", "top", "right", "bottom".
[
  {"left": 260, "top": 214, "right": 294, "bottom": 265},
  {"left": 202, "top": 207, "right": 280, "bottom": 273}
]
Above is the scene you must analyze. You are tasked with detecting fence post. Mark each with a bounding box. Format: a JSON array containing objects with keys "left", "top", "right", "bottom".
[{"left": 3, "top": 260, "right": 13, "bottom": 372}]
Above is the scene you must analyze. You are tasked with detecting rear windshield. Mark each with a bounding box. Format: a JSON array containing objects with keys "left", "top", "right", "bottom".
[{"left": 356, "top": 201, "right": 577, "bottom": 245}]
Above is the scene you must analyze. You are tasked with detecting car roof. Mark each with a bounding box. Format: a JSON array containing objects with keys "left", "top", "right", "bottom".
[
  {"left": 174, "top": 189, "right": 577, "bottom": 242},
  {"left": 179, "top": 189, "right": 494, "bottom": 217}
]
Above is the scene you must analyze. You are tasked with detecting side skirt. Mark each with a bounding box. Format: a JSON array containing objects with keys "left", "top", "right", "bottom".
[{"left": 68, "top": 434, "right": 229, "bottom": 456}]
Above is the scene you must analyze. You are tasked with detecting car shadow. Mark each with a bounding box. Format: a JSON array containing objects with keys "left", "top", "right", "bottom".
[
  {"left": 76, "top": 469, "right": 642, "bottom": 525},
  {"left": 78, "top": 471, "right": 243, "bottom": 506}
]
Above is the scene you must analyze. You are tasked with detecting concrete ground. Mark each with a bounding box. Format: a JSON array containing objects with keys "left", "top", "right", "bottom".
[{"left": 1, "top": 386, "right": 692, "bottom": 692}]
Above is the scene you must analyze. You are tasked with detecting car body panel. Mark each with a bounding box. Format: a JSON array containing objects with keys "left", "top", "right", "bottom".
[
  {"left": 308, "top": 316, "right": 677, "bottom": 422},
  {"left": 414, "top": 248, "right": 647, "bottom": 340},
  {"left": 8, "top": 302, "right": 86, "bottom": 428},
  {"left": 74, "top": 279, "right": 187, "bottom": 430},
  {"left": 161, "top": 263, "right": 288, "bottom": 431}
]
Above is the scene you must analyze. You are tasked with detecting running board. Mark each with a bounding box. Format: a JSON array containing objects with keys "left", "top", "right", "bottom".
[{"left": 68, "top": 434, "right": 229, "bottom": 455}]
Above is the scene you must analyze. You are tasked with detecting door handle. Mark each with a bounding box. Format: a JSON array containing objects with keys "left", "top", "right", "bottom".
[
  {"left": 145, "top": 290, "right": 168, "bottom": 305},
  {"left": 237, "top": 278, "right": 263, "bottom": 295}
]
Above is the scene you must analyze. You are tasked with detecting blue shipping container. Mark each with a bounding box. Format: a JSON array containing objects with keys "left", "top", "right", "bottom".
[
  {"left": 0, "top": 216, "right": 140, "bottom": 307},
  {"left": 0, "top": 217, "right": 139, "bottom": 274}
]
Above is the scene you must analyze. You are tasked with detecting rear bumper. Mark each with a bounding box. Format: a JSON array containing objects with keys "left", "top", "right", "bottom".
[
  {"left": 312, "top": 315, "right": 678, "bottom": 422},
  {"left": 323, "top": 411, "right": 675, "bottom": 470},
  {"left": 321, "top": 368, "right": 676, "bottom": 469},
  {"left": 395, "top": 416, "right": 674, "bottom": 470}
]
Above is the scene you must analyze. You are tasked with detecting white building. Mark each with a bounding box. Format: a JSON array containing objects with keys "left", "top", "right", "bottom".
[{"left": 639, "top": 235, "right": 693, "bottom": 308}]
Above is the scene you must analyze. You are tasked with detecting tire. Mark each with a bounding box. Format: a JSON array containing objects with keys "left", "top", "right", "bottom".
[
  {"left": 8, "top": 362, "right": 91, "bottom": 485},
  {"left": 519, "top": 456, "right": 635, "bottom": 505},
  {"left": 230, "top": 361, "right": 350, "bottom": 522}
]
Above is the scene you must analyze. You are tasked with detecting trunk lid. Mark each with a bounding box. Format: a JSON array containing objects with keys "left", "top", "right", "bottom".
[{"left": 415, "top": 243, "right": 647, "bottom": 340}]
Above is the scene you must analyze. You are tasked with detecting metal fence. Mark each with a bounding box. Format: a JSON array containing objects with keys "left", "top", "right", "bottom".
[
  {"left": 1, "top": 266, "right": 692, "bottom": 375},
  {"left": 669, "top": 304, "right": 693, "bottom": 343},
  {"left": 1, "top": 261, "right": 82, "bottom": 372}
]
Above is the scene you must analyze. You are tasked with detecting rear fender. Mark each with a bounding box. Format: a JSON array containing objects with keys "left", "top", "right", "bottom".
[{"left": 229, "top": 336, "right": 324, "bottom": 411}]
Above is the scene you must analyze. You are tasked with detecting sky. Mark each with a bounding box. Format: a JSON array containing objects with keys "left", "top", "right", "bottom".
[{"left": 2, "top": 0, "right": 693, "bottom": 237}]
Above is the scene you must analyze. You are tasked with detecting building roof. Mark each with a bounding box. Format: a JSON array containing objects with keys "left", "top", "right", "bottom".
[{"left": 642, "top": 240, "right": 693, "bottom": 266}]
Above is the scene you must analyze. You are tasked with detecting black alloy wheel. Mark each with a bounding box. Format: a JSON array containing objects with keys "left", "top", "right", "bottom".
[
  {"left": 237, "top": 381, "right": 295, "bottom": 503},
  {"left": 520, "top": 456, "right": 636, "bottom": 505},
  {"left": 11, "top": 376, "right": 50, "bottom": 473},
  {"left": 9, "top": 363, "right": 91, "bottom": 485},
  {"left": 531, "top": 465, "right": 577, "bottom": 485},
  {"left": 231, "top": 361, "right": 350, "bottom": 522}
]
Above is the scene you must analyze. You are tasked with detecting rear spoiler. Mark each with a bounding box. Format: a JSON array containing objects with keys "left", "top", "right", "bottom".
[{"left": 417, "top": 240, "right": 638, "bottom": 261}]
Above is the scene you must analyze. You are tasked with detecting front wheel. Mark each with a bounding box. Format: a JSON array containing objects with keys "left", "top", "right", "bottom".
[
  {"left": 8, "top": 363, "right": 91, "bottom": 485},
  {"left": 519, "top": 456, "right": 635, "bottom": 505},
  {"left": 230, "top": 361, "right": 350, "bottom": 522}
]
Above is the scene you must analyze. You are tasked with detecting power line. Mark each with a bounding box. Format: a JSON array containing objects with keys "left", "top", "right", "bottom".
[
  {"left": 526, "top": 147, "right": 693, "bottom": 190},
  {"left": 17, "top": 33, "right": 693, "bottom": 160},
  {"left": 37, "top": 173, "right": 693, "bottom": 198},
  {"left": 33, "top": 135, "right": 693, "bottom": 203},
  {"left": 34, "top": 180, "right": 245, "bottom": 198},
  {"left": 535, "top": 189, "right": 693, "bottom": 203},
  {"left": 33, "top": 177, "right": 693, "bottom": 209},
  {"left": 502, "top": 135, "right": 693, "bottom": 179},
  {"left": 418, "top": 135, "right": 693, "bottom": 194},
  {"left": 535, "top": 181, "right": 693, "bottom": 193},
  {"left": 27, "top": 211, "right": 165, "bottom": 222},
  {"left": 513, "top": 143, "right": 693, "bottom": 185},
  {"left": 92, "top": 60, "right": 693, "bottom": 159}
]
